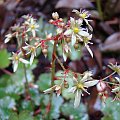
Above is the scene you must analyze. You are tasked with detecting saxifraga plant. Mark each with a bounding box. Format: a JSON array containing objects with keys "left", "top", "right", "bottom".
[{"left": 5, "top": 9, "right": 120, "bottom": 110}]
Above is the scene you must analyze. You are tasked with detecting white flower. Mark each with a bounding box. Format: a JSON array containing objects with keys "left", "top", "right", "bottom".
[
  {"left": 62, "top": 44, "right": 71, "bottom": 61},
  {"left": 9, "top": 52, "right": 29, "bottom": 72},
  {"left": 52, "top": 12, "right": 59, "bottom": 20},
  {"left": 25, "top": 17, "right": 39, "bottom": 37},
  {"left": 82, "top": 34, "right": 93, "bottom": 57},
  {"left": 23, "top": 43, "right": 37, "bottom": 65},
  {"left": 4, "top": 33, "right": 12, "bottom": 43},
  {"left": 64, "top": 17, "right": 89, "bottom": 46},
  {"left": 69, "top": 71, "right": 99, "bottom": 108},
  {"left": 72, "top": 9, "right": 93, "bottom": 31},
  {"left": 112, "top": 77, "right": 120, "bottom": 93},
  {"left": 108, "top": 63, "right": 120, "bottom": 75},
  {"left": 43, "top": 85, "right": 62, "bottom": 96}
]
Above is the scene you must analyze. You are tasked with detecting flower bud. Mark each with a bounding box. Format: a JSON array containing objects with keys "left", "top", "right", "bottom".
[
  {"left": 42, "top": 48, "right": 48, "bottom": 57},
  {"left": 74, "top": 43, "right": 79, "bottom": 49},
  {"left": 49, "top": 19, "right": 54, "bottom": 23},
  {"left": 65, "top": 37, "right": 71, "bottom": 43},
  {"left": 52, "top": 12, "right": 59, "bottom": 20},
  {"left": 64, "top": 81, "right": 69, "bottom": 88},
  {"left": 97, "top": 81, "right": 106, "bottom": 92}
]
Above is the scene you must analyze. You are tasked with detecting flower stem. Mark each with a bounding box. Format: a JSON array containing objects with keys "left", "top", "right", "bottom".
[
  {"left": 96, "top": 0, "right": 103, "bottom": 20},
  {"left": 101, "top": 72, "right": 116, "bottom": 81},
  {"left": 23, "top": 64, "right": 29, "bottom": 95},
  {"left": 48, "top": 41, "right": 57, "bottom": 117},
  {"left": 54, "top": 54, "right": 66, "bottom": 71}
]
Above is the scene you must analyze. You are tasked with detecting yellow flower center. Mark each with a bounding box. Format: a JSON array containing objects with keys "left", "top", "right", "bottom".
[
  {"left": 77, "top": 83, "right": 84, "bottom": 90},
  {"left": 15, "top": 56, "right": 19, "bottom": 60},
  {"left": 73, "top": 27, "right": 79, "bottom": 33},
  {"left": 83, "top": 37, "right": 89, "bottom": 43},
  {"left": 81, "top": 13, "right": 87, "bottom": 19},
  {"left": 31, "top": 25, "right": 35, "bottom": 29},
  {"left": 30, "top": 47, "right": 34, "bottom": 52}
]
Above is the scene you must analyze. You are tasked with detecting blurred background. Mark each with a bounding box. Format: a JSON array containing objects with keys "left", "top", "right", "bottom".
[{"left": 0, "top": 0, "right": 120, "bottom": 120}]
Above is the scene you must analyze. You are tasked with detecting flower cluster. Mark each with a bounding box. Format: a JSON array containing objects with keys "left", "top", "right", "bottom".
[
  {"left": 5, "top": 9, "right": 93, "bottom": 72},
  {"left": 44, "top": 71, "right": 99, "bottom": 108}
]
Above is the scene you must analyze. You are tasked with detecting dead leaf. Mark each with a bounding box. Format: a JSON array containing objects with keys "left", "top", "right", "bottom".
[
  {"left": 56, "top": 0, "right": 93, "bottom": 9},
  {"left": 101, "top": 32, "right": 120, "bottom": 52},
  {"left": 99, "top": 22, "right": 115, "bottom": 35}
]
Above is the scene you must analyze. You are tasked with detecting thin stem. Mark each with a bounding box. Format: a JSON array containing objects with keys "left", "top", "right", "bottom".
[
  {"left": 48, "top": 41, "right": 57, "bottom": 118},
  {"left": 54, "top": 54, "right": 66, "bottom": 71},
  {"left": 23, "top": 64, "right": 29, "bottom": 95},
  {"left": 51, "top": 41, "right": 57, "bottom": 87},
  {"left": 96, "top": 0, "right": 103, "bottom": 20},
  {"left": 101, "top": 72, "right": 116, "bottom": 81},
  {"left": 104, "top": 81, "right": 119, "bottom": 86}
]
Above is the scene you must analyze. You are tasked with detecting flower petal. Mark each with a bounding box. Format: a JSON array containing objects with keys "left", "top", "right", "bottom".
[
  {"left": 71, "top": 34, "right": 76, "bottom": 46},
  {"left": 19, "top": 58, "right": 29, "bottom": 64},
  {"left": 32, "top": 30, "right": 36, "bottom": 37},
  {"left": 43, "top": 85, "right": 56, "bottom": 94},
  {"left": 74, "top": 90, "right": 82, "bottom": 108},
  {"left": 13, "top": 61, "right": 18, "bottom": 72},
  {"left": 68, "top": 86, "right": 77, "bottom": 93},
  {"left": 63, "top": 52, "right": 67, "bottom": 62},
  {"left": 81, "top": 71, "right": 93, "bottom": 82},
  {"left": 64, "top": 29, "right": 72, "bottom": 35},
  {"left": 30, "top": 54, "right": 34, "bottom": 65},
  {"left": 112, "top": 87, "right": 120, "bottom": 92},
  {"left": 5, "top": 38, "right": 10, "bottom": 43},
  {"left": 84, "top": 80, "right": 99, "bottom": 87},
  {"left": 85, "top": 44, "right": 93, "bottom": 58},
  {"left": 78, "top": 31, "right": 89, "bottom": 37}
]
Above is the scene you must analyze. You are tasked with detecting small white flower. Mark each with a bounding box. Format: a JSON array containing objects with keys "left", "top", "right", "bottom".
[
  {"left": 62, "top": 44, "right": 71, "bottom": 61},
  {"left": 25, "top": 17, "right": 39, "bottom": 37},
  {"left": 64, "top": 17, "right": 89, "bottom": 46},
  {"left": 68, "top": 71, "right": 99, "bottom": 108},
  {"left": 108, "top": 63, "right": 120, "bottom": 75},
  {"left": 72, "top": 9, "right": 93, "bottom": 31},
  {"left": 4, "top": 33, "right": 13, "bottom": 43},
  {"left": 112, "top": 77, "right": 120, "bottom": 93},
  {"left": 9, "top": 52, "right": 29, "bottom": 72},
  {"left": 52, "top": 12, "right": 59, "bottom": 20},
  {"left": 83, "top": 34, "right": 93, "bottom": 57},
  {"left": 56, "top": 28, "right": 63, "bottom": 34},
  {"left": 23, "top": 43, "right": 37, "bottom": 65},
  {"left": 43, "top": 85, "right": 62, "bottom": 96}
]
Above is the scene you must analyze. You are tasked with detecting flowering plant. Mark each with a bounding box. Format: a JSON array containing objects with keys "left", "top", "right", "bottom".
[{"left": 4, "top": 9, "right": 120, "bottom": 112}]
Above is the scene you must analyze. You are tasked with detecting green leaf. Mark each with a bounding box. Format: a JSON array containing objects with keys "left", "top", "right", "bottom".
[
  {"left": 36, "top": 73, "right": 51, "bottom": 91},
  {"left": 0, "top": 49, "right": 10, "bottom": 68},
  {"left": 9, "top": 111, "right": 34, "bottom": 120},
  {"left": 101, "top": 98, "right": 120, "bottom": 120},
  {"left": 9, "top": 112, "right": 18, "bottom": 120},
  {"left": 19, "top": 111, "right": 33, "bottom": 120},
  {"left": 0, "top": 96, "right": 16, "bottom": 120},
  {"left": 29, "top": 88, "right": 41, "bottom": 106},
  {"left": 61, "top": 101, "right": 89, "bottom": 120},
  {"left": 21, "top": 100, "right": 34, "bottom": 112},
  {"left": 50, "top": 94, "right": 64, "bottom": 119}
]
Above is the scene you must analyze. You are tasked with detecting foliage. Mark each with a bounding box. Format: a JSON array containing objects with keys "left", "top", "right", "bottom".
[
  {"left": 0, "top": 49, "right": 10, "bottom": 68},
  {"left": 101, "top": 98, "right": 120, "bottom": 120}
]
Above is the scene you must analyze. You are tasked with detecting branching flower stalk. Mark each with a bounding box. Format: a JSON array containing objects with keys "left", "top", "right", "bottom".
[{"left": 5, "top": 9, "right": 120, "bottom": 109}]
